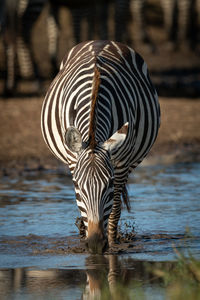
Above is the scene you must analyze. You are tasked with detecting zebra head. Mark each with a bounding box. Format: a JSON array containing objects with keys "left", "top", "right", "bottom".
[{"left": 65, "top": 124, "right": 128, "bottom": 254}]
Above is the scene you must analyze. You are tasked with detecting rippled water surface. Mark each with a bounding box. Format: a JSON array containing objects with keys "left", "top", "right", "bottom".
[{"left": 0, "top": 163, "right": 200, "bottom": 299}]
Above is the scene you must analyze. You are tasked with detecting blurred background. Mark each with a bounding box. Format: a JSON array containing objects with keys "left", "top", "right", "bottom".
[
  {"left": 0, "top": 0, "right": 200, "bottom": 98},
  {"left": 0, "top": 0, "right": 200, "bottom": 171}
]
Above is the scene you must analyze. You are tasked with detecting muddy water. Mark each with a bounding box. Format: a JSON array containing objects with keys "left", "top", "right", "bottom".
[{"left": 0, "top": 163, "right": 200, "bottom": 299}]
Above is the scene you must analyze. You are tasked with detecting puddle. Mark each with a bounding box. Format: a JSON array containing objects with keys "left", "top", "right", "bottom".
[{"left": 0, "top": 163, "right": 200, "bottom": 298}]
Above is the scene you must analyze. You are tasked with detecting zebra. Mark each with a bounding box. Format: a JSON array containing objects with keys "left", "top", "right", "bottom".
[
  {"left": 130, "top": 0, "right": 155, "bottom": 50},
  {"left": 114, "top": 0, "right": 131, "bottom": 44},
  {"left": 114, "top": 0, "right": 154, "bottom": 51},
  {"left": 48, "top": 0, "right": 110, "bottom": 75},
  {"left": 41, "top": 40, "right": 160, "bottom": 254},
  {"left": 160, "top": 0, "right": 200, "bottom": 49},
  {"left": 1, "top": 0, "right": 47, "bottom": 96}
]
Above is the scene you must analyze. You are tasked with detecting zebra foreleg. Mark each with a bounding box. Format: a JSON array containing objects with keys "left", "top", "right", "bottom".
[
  {"left": 108, "top": 189, "right": 122, "bottom": 245},
  {"left": 108, "top": 169, "right": 130, "bottom": 245}
]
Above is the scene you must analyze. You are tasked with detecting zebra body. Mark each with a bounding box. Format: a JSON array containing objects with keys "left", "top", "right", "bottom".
[{"left": 41, "top": 40, "right": 160, "bottom": 253}]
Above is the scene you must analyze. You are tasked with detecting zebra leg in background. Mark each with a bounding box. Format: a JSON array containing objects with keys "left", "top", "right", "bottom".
[
  {"left": 2, "top": 0, "right": 19, "bottom": 96},
  {"left": 194, "top": 0, "right": 200, "bottom": 50},
  {"left": 47, "top": 2, "right": 59, "bottom": 77},
  {"left": 94, "top": 0, "right": 109, "bottom": 40},
  {"left": 17, "top": 36, "right": 34, "bottom": 79},
  {"left": 71, "top": 7, "right": 85, "bottom": 44},
  {"left": 177, "top": 0, "right": 191, "bottom": 49},
  {"left": 114, "top": 0, "right": 131, "bottom": 44},
  {"left": 17, "top": 0, "right": 34, "bottom": 79},
  {"left": 161, "top": 0, "right": 177, "bottom": 49},
  {"left": 130, "top": 0, "right": 155, "bottom": 51},
  {"left": 0, "top": 0, "right": 6, "bottom": 33},
  {"left": 20, "top": 0, "right": 46, "bottom": 92},
  {"left": 3, "top": 43, "right": 16, "bottom": 96}
]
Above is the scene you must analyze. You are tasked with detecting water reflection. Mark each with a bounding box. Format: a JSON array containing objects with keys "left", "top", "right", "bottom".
[{"left": 0, "top": 255, "right": 172, "bottom": 299}]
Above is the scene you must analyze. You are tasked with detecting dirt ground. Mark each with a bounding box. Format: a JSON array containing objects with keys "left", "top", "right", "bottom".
[{"left": 0, "top": 96, "right": 200, "bottom": 177}]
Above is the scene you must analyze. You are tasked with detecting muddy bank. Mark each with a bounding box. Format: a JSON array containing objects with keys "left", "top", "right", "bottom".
[{"left": 0, "top": 97, "right": 200, "bottom": 176}]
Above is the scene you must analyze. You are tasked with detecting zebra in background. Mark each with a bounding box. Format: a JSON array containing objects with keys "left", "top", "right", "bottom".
[
  {"left": 1, "top": 0, "right": 47, "bottom": 96},
  {"left": 41, "top": 40, "right": 160, "bottom": 253},
  {"left": 0, "top": 0, "right": 111, "bottom": 96},
  {"left": 114, "top": 0, "right": 130, "bottom": 43},
  {"left": 130, "top": 0, "right": 155, "bottom": 51},
  {"left": 196, "top": 0, "right": 200, "bottom": 48},
  {"left": 47, "top": 0, "right": 110, "bottom": 76},
  {"left": 114, "top": 0, "right": 155, "bottom": 51},
  {"left": 160, "top": 0, "right": 200, "bottom": 49}
]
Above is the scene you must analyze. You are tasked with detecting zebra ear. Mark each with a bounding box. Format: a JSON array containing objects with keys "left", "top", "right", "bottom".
[
  {"left": 102, "top": 122, "right": 129, "bottom": 154},
  {"left": 65, "top": 127, "right": 82, "bottom": 153}
]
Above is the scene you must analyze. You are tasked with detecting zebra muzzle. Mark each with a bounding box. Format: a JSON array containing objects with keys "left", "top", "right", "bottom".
[
  {"left": 86, "top": 234, "right": 108, "bottom": 254},
  {"left": 86, "top": 220, "right": 108, "bottom": 254}
]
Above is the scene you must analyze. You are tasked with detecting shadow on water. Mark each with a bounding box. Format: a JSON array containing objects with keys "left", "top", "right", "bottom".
[{"left": 0, "top": 163, "right": 200, "bottom": 298}]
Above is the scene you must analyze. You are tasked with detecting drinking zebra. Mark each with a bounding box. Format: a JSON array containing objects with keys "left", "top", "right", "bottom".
[{"left": 41, "top": 40, "right": 160, "bottom": 254}]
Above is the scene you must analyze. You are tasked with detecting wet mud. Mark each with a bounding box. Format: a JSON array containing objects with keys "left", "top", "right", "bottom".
[{"left": 0, "top": 230, "right": 195, "bottom": 257}]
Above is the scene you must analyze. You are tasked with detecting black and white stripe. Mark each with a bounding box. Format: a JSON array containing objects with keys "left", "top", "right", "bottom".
[{"left": 41, "top": 40, "right": 160, "bottom": 251}]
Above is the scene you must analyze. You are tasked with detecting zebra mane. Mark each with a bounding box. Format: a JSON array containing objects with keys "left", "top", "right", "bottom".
[{"left": 89, "top": 66, "right": 101, "bottom": 151}]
